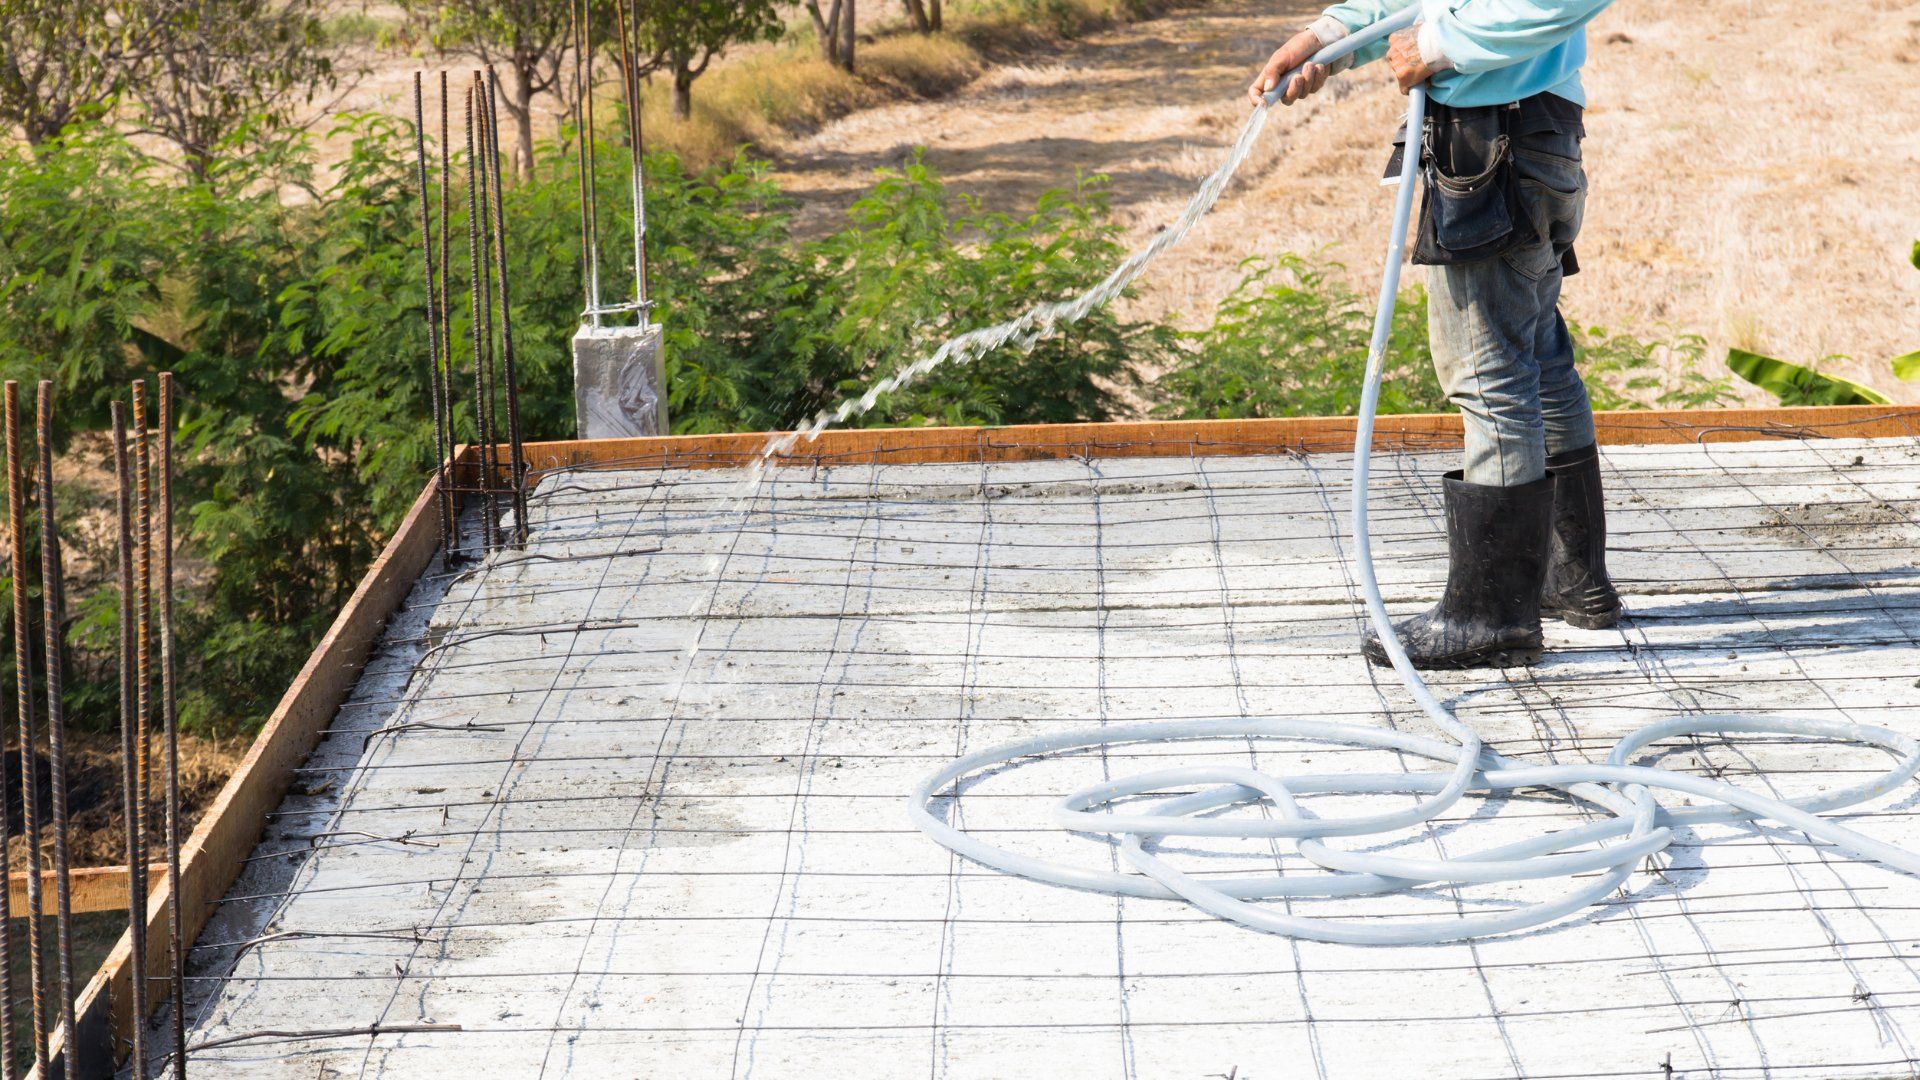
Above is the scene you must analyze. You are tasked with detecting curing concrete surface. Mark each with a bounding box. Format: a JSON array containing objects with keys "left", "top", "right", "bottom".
[{"left": 166, "top": 438, "right": 1920, "bottom": 1079}]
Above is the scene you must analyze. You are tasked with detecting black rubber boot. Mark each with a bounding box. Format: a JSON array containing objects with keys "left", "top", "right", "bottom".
[
  {"left": 1363, "top": 471, "right": 1555, "bottom": 669},
  {"left": 1540, "top": 444, "right": 1623, "bottom": 629}
]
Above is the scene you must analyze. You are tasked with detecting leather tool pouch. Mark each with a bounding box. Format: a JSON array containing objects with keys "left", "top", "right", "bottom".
[{"left": 1410, "top": 103, "right": 1538, "bottom": 266}]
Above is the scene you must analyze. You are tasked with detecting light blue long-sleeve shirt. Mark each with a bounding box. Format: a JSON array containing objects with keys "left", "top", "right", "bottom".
[{"left": 1316, "top": 0, "right": 1613, "bottom": 107}]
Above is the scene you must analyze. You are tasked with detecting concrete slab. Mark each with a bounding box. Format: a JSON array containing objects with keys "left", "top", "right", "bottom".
[{"left": 165, "top": 438, "right": 1920, "bottom": 1079}]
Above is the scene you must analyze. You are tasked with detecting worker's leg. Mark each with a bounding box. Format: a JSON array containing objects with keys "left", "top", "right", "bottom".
[
  {"left": 1364, "top": 125, "right": 1590, "bottom": 669},
  {"left": 1426, "top": 257, "right": 1551, "bottom": 487},
  {"left": 1510, "top": 133, "right": 1595, "bottom": 461},
  {"left": 1503, "top": 134, "right": 1622, "bottom": 628}
]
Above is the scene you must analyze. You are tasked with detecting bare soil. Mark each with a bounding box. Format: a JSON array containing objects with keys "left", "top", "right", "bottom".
[{"left": 770, "top": 0, "right": 1920, "bottom": 405}]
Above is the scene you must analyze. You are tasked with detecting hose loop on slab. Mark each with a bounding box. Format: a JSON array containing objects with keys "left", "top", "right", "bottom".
[{"left": 908, "top": 68, "right": 1920, "bottom": 944}]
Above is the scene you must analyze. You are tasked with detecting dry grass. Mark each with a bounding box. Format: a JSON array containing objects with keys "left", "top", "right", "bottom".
[
  {"left": 949, "top": 0, "right": 1174, "bottom": 55},
  {"left": 634, "top": 0, "right": 1203, "bottom": 169},
  {"left": 638, "top": 34, "right": 983, "bottom": 169},
  {"left": 7, "top": 728, "right": 244, "bottom": 869},
  {"left": 307, "top": 1, "right": 1202, "bottom": 173}
]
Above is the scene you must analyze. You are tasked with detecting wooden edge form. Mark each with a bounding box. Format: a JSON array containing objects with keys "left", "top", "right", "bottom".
[
  {"left": 8, "top": 865, "right": 166, "bottom": 917},
  {"left": 43, "top": 470, "right": 450, "bottom": 1079},
  {"left": 499, "top": 404, "right": 1920, "bottom": 477}
]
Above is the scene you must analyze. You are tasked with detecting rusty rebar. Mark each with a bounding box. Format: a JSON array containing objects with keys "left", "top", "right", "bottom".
[
  {"left": 465, "top": 76, "right": 500, "bottom": 551},
  {"left": 5, "top": 381, "right": 46, "bottom": 1076},
  {"left": 112, "top": 398, "right": 150, "bottom": 1077},
  {"left": 134, "top": 382, "right": 157, "bottom": 1074},
  {"left": 438, "top": 71, "right": 460, "bottom": 562},
  {"left": 158, "top": 373, "right": 185, "bottom": 1079},
  {"left": 414, "top": 73, "right": 456, "bottom": 558},
  {"left": 0, "top": 382, "right": 20, "bottom": 1068},
  {"left": 37, "top": 381, "right": 77, "bottom": 1080},
  {"left": 475, "top": 73, "right": 502, "bottom": 550},
  {"left": 1, "top": 588, "right": 11, "bottom": 1080},
  {"left": 483, "top": 67, "right": 530, "bottom": 547}
]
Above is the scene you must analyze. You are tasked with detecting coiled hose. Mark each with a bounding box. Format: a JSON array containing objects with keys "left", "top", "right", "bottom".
[{"left": 908, "top": 14, "right": 1920, "bottom": 944}]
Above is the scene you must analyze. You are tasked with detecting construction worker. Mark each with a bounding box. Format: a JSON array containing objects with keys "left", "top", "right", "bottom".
[{"left": 1246, "top": 0, "right": 1622, "bottom": 669}]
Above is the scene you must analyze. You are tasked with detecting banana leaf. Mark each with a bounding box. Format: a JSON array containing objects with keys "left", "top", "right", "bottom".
[{"left": 1726, "top": 348, "right": 1890, "bottom": 406}]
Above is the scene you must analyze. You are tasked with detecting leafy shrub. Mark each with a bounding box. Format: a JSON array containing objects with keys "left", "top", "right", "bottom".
[
  {"left": 1156, "top": 255, "right": 1442, "bottom": 419},
  {"left": 804, "top": 158, "right": 1176, "bottom": 427},
  {"left": 1725, "top": 348, "right": 1888, "bottom": 407},
  {"left": 1158, "top": 255, "right": 1739, "bottom": 419},
  {"left": 1575, "top": 325, "right": 1739, "bottom": 410}
]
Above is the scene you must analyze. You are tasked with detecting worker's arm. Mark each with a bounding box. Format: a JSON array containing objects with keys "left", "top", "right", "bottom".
[
  {"left": 1414, "top": 0, "right": 1614, "bottom": 76},
  {"left": 1245, "top": 0, "right": 1414, "bottom": 108},
  {"left": 1289, "top": 0, "right": 1615, "bottom": 94},
  {"left": 1316, "top": 0, "right": 1418, "bottom": 69}
]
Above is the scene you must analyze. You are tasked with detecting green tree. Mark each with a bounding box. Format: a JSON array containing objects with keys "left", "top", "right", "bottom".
[
  {"left": 803, "top": 0, "right": 858, "bottom": 71},
  {"left": 637, "top": 0, "right": 784, "bottom": 118},
  {"left": 0, "top": 0, "right": 157, "bottom": 145},
  {"left": 415, "top": 0, "right": 575, "bottom": 179},
  {"left": 128, "top": 0, "right": 337, "bottom": 180}
]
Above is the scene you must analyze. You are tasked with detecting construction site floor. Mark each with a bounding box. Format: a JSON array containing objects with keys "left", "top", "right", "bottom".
[{"left": 170, "top": 437, "right": 1920, "bottom": 1079}]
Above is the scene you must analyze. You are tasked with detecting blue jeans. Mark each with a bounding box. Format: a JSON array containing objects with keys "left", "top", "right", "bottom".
[{"left": 1426, "top": 131, "right": 1596, "bottom": 487}]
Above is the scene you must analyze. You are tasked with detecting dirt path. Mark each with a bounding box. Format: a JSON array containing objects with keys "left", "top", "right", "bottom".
[{"left": 773, "top": 0, "right": 1920, "bottom": 405}]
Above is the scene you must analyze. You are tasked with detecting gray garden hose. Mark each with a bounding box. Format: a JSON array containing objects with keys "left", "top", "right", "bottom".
[{"left": 908, "top": 15, "right": 1920, "bottom": 944}]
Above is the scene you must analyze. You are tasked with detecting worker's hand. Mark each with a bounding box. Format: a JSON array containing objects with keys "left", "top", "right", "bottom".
[
  {"left": 1247, "top": 29, "right": 1330, "bottom": 109},
  {"left": 1387, "top": 26, "right": 1441, "bottom": 93}
]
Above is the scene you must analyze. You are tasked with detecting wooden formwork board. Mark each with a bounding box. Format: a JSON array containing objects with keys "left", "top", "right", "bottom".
[
  {"left": 511, "top": 405, "right": 1920, "bottom": 476},
  {"left": 6, "top": 865, "right": 164, "bottom": 917},
  {"left": 56, "top": 402, "right": 1920, "bottom": 1077}
]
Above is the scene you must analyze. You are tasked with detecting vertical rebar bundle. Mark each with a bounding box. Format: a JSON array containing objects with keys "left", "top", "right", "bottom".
[
  {"left": 37, "top": 381, "right": 78, "bottom": 1080},
  {"left": 0, "top": 377, "right": 193, "bottom": 1076},
  {"left": 570, "top": 0, "right": 601, "bottom": 328},
  {"left": 411, "top": 67, "right": 532, "bottom": 558},
  {"left": 5, "top": 381, "right": 47, "bottom": 1077},
  {"left": 483, "top": 67, "right": 530, "bottom": 546},
  {"left": 466, "top": 75, "right": 501, "bottom": 551},
  {"left": 414, "top": 73, "right": 456, "bottom": 558},
  {"left": 611, "top": 0, "right": 650, "bottom": 320}
]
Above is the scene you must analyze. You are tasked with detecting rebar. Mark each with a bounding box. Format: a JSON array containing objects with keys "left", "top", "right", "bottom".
[
  {"left": 439, "top": 72, "right": 460, "bottom": 562},
  {"left": 5, "top": 381, "right": 47, "bottom": 1075},
  {"left": 414, "top": 72, "right": 456, "bottom": 558},
  {"left": 464, "top": 78, "right": 500, "bottom": 551},
  {"left": 611, "top": 0, "right": 649, "bottom": 318},
  {"left": 579, "top": 0, "right": 602, "bottom": 325},
  {"left": 37, "top": 381, "right": 77, "bottom": 1080},
  {"left": 570, "top": 0, "right": 599, "bottom": 327},
  {"left": 483, "top": 66, "right": 529, "bottom": 547},
  {"left": 112, "top": 398, "right": 150, "bottom": 1076},
  {"left": 476, "top": 73, "right": 501, "bottom": 552},
  {"left": 134, "top": 382, "right": 157, "bottom": 1074},
  {"left": 0, "top": 399, "right": 16, "bottom": 1080},
  {"left": 158, "top": 372, "right": 186, "bottom": 1079}
]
